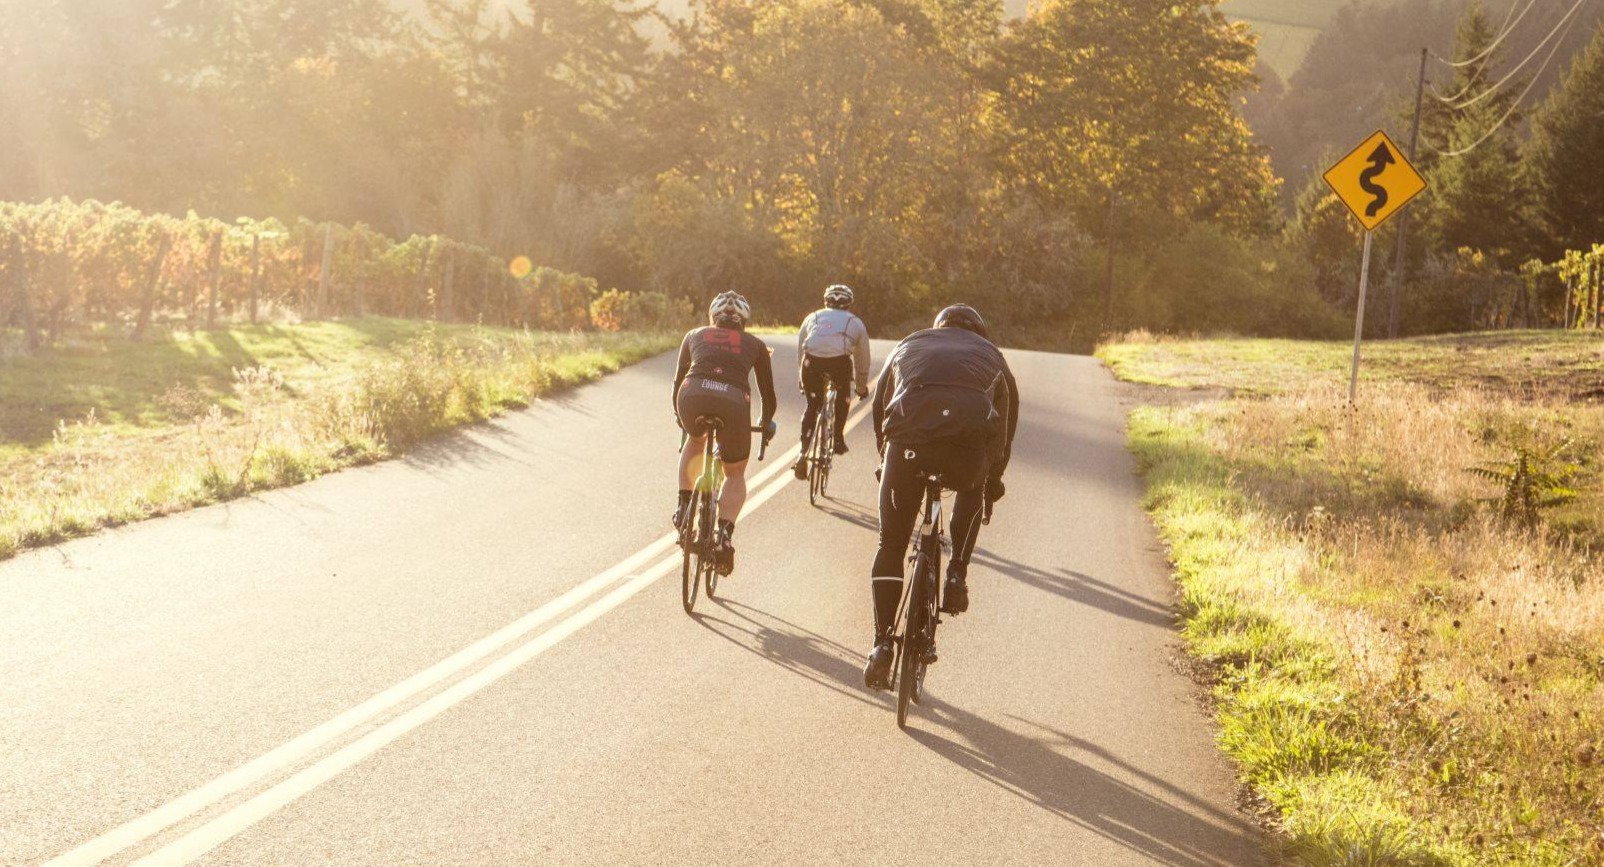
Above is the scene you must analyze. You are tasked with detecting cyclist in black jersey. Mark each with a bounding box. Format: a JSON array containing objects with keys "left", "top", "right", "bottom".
[
  {"left": 673, "top": 291, "right": 778, "bottom": 574},
  {"left": 863, "top": 304, "right": 1018, "bottom": 690}
]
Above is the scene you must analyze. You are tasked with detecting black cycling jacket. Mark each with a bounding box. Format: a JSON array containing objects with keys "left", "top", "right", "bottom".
[
  {"left": 672, "top": 326, "right": 778, "bottom": 425},
  {"left": 871, "top": 327, "right": 1019, "bottom": 477}
]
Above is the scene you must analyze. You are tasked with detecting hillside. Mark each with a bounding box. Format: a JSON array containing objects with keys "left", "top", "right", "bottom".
[{"left": 1223, "top": 0, "right": 1343, "bottom": 80}]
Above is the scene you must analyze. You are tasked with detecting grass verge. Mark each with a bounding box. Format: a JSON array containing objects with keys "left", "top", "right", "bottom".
[
  {"left": 1107, "top": 332, "right": 1604, "bottom": 865},
  {"left": 0, "top": 319, "right": 677, "bottom": 561}
]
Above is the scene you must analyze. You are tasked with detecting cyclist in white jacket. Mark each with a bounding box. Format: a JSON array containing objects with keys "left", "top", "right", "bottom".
[{"left": 792, "top": 284, "right": 871, "bottom": 479}]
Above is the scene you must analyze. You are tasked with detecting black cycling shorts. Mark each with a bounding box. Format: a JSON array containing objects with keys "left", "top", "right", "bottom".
[
  {"left": 872, "top": 439, "right": 990, "bottom": 578},
  {"left": 677, "top": 377, "right": 754, "bottom": 463}
]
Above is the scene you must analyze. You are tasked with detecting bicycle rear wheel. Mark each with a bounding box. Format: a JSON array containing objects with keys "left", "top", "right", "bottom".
[
  {"left": 807, "top": 411, "right": 829, "bottom": 505},
  {"left": 702, "top": 491, "right": 720, "bottom": 597},
  {"left": 897, "top": 554, "right": 935, "bottom": 729},
  {"left": 680, "top": 492, "right": 702, "bottom": 614}
]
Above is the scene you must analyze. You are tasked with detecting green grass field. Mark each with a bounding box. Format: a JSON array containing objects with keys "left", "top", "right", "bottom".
[
  {"left": 0, "top": 319, "right": 677, "bottom": 560},
  {"left": 1104, "top": 330, "right": 1604, "bottom": 865}
]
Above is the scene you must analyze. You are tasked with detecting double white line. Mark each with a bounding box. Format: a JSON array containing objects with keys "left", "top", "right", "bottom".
[{"left": 47, "top": 401, "right": 875, "bottom": 867}]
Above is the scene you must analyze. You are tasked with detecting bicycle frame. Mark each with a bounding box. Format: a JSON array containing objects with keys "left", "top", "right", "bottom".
[
  {"left": 678, "top": 419, "right": 769, "bottom": 614},
  {"left": 891, "top": 475, "right": 946, "bottom": 728},
  {"left": 807, "top": 383, "right": 837, "bottom": 505}
]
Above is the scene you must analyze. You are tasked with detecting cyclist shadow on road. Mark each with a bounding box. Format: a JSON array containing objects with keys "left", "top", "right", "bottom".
[
  {"left": 969, "top": 549, "right": 1176, "bottom": 628},
  {"left": 689, "top": 598, "right": 890, "bottom": 712},
  {"left": 812, "top": 498, "right": 878, "bottom": 534},
  {"left": 905, "top": 702, "right": 1266, "bottom": 866}
]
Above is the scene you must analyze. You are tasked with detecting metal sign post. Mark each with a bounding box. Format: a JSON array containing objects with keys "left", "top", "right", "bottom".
[
  {"left": 1323, "top": 129, "right": 1428, "bottom": 403},
  {"left": 1349, "top": 231, "right": 1374, "bottom": 404}
]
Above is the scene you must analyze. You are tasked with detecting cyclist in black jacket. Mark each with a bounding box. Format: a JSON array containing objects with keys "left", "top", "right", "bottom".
[
  {"left": 863, "top": 304, "right": 1018, "bottom": 690},
  {"left": 673, "top": 291, "right": 778, "bottom": 574}
]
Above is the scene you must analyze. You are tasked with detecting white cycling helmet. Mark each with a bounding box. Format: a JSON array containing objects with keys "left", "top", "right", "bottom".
[
  {"left": 708, "top": 291, "right": 752, "bottom": 328},
  {"left": 823, "top": 284, "right": 854, "bottom": 309}
]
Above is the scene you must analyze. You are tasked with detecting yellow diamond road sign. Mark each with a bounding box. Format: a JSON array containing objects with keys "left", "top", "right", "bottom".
[{"left": 1322, "top": 129, "right": 1427, "bottom": 232}]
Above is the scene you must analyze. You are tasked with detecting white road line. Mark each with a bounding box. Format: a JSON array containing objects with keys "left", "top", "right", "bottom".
[
  {"left": 133, "top": 460, "right": 809, "bottom": 866},
  {"left": 51, "top": 400, "right": 874, "bottom": 866},
  {"left": 41, "top": 543, "right": 668, "bottom": 867}
]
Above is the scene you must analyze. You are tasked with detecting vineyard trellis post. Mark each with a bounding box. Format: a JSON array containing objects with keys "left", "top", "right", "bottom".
[
  {"left": 441, "top": 251, "right": 455, "bottom": 322},
  {"left": 247, "top": 234, "right": 262, "bottom": 325},
  {"left": 412, "top": 238, "right": 433, "bottom": 319},
  {"left": 316, "top": 223, "right": 334, "bottom": 319},
  {"left": 134, "top": 232, "right": 173, "bottom": 339},
  {"left": 206, "top": 229, "right": 224, "bottom": 328},
  {"left": 6, "top": 232, "right": 40, "bottom": 352}
]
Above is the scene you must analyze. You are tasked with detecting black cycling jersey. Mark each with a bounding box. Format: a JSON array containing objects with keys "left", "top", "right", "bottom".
[
  {"left": 871, "top": 327, "right": 1019, "bottom": 477},
  {"left": 672, "top": 325, "right": 778, "bottom": 425}
]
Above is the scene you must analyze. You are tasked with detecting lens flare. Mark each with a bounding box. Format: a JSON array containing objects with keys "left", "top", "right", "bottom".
[{"left": 509, "top": 256, "right": 533, "bottom": 278}]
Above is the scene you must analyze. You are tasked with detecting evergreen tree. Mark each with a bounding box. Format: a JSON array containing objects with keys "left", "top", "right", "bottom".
[
  {"left": 1526, "top": 23, "right": 1604, "bottom": 258},
  {"left": 1423, "top": 2, "right": 1531, "bottom": 266}
]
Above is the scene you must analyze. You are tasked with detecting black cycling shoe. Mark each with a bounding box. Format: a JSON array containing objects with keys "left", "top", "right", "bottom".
[
  {"left": 833, "top": 436, "right": 849, "bottom": 455},
  {"left": 792, "top": 456, "right": 808, "bottom": 480},
  {"left": 941, "top": 568, "right": 969, "bottom": 615},
  {"left": 864, "top": 640, "right": 894, "bottom": 690}
]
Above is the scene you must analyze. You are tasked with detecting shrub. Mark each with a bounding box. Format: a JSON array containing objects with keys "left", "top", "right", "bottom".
[{"left": 590, "top": 289, "right": 694, "bottom": 332}]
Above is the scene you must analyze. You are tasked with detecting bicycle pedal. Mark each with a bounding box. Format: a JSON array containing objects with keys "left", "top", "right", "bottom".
[{"left": 922, "top": 649, "right": 939, "bottom": 665}]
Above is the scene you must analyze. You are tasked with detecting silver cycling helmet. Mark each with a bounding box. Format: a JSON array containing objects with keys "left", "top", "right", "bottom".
[
  {"left": 708, "top": 291, "right": 752, "bottom": 328},
  {"left": 823, "top": 284, "right": 854, "bottom": 309}
]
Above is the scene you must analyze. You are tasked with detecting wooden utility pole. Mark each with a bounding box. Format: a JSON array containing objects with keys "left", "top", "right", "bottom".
[{"left": 1386, "top": 48, "right": 1428, "bottom": 339}]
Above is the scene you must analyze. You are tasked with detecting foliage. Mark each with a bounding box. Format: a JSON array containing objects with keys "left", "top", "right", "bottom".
[
  {"left": 0, "top": 198, "right": 607, "bottom": 346},
  {"left": 986, "top": 0, "right": 1280, "bottom": 236},
  {"left": 589, "top": 289, "right": 695, "bottom": 332},
  {"left": 1468, "top": 436, "right": 1582, "bottom": 527},
  {"left": 1526, "top": 24, "right": 1604, "bottom": 260},
  {"left": 1419, "top": 2, "right": 1531, "bottom": 269},
  {"left": 0, "top": 0, "right": 1332, "bottom": 344}
]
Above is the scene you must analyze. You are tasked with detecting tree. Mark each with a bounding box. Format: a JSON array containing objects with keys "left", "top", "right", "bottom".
[
  {"left": 1526, "top": 23, "right": 1604, "bottom": 258},
  {"left": 1423, "top": 2, "right": 1531, "bottom": 266},
  {"left": 985, "top": 0, "right": 1279, "bottom": 237}
]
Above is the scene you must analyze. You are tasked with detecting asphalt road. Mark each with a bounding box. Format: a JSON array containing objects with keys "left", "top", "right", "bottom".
[{"left": 1, "top": 338, "right": 1265, "bottom": 866}]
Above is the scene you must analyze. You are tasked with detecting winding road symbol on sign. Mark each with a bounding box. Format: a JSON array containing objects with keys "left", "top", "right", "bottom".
[
  {"left": 1323, "top": 129, "right": 1426, "bottom": 232},
  {"left": 1358, "top": 142, "right": 1395, "bottom": 218}
]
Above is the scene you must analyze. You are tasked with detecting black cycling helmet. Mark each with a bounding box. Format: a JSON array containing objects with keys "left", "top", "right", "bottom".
[
  {"left": 934, "top": 304, "right": 988, "bottom": 339},
  {"left": 823, "top": 284, "right": 854, "bottom": 309}
]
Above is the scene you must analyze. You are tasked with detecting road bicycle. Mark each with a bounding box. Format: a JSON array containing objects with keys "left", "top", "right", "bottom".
[
  {"left": 804, "top": 383, "right": 839, "bottom": 505},
  {"left": 678, "top": 418, "right": 770, "bottom": 615},
  {"left": 887, "top": 473, "right": 992, "bottom": 729}
]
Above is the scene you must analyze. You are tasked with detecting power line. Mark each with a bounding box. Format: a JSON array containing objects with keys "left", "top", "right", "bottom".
[
  {"left": 1432, "top": 0, "right": 1589, "bottom": 110},
  {"left": 1426, "top": 5, "right": 1582, "bottom": 157},
  {"left": 1428, "top": 0, "right": 1537, "bottom": 103},
  {"left": 1432, "top": 0, "right": 1537, "bottom": 69}
]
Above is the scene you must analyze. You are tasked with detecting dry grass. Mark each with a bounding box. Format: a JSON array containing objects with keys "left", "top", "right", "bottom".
[
  {"left": 0, "top": 325, "right": 676, "bottom": 561},
  {"left": 1099, "top": 329, "right": 1604, "bottom": 400},
  {"left": 1114, "top": 332, "right": 1604, "bottom": 864}
]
